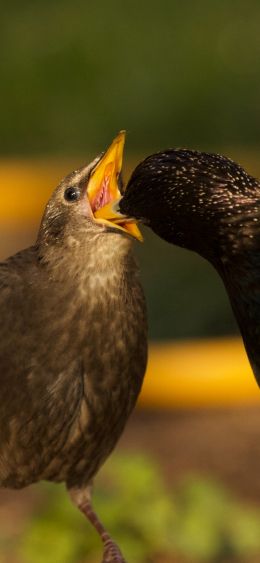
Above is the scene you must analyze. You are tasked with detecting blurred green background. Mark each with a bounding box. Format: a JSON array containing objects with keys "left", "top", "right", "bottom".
[
  {"left": 2, "top": 0, "right": 260, "bottom": 155},
  {"left": 2, "top": 1, "right": 260, "bottom": 562}
]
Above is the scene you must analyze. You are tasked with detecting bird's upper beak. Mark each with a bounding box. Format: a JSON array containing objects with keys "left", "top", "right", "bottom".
[{"left": 87, "top": 131, "right": 143, "bottom": 241}]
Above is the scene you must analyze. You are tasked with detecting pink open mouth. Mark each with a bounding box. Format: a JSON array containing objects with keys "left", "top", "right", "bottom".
[
  {"left": 91, "top": 175, "right": 114, "bottom": 213},
  {"left": 85, "top": 131, "right": 143, "bottom": 241}
]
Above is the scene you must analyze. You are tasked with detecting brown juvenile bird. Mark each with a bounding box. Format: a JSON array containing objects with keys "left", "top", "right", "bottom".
[{"left": 0, "top": 132, "right": 147, "bottom": 563}]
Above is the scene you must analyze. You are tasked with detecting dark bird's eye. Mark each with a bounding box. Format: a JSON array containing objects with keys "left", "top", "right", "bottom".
[{"left": 64, "top": 186, "right": 81, "bottom": 203}]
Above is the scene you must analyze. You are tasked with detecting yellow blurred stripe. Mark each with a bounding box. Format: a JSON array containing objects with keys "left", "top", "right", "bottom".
[
  {"left": 139, "top": 337, "right": 260, "bottom": 408},
  {"left": 0, "top": 159, "right": 77, "bottom": 224}
]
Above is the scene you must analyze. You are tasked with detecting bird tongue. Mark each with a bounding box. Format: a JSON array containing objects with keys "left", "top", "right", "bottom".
[
  {"left": 90, "top": 162, "right": 117, "bottom": 213},
  {"left": 87, "top": 131, "right": 124, "bottom": 214},
  {"left": 87, "top": 132, "right": 143, "bottom": 241}
]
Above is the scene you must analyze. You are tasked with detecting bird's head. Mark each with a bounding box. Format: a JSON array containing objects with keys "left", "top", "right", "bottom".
[
  {"left": 118, "top": 149, "right": 260, "bottom": 264},
  {"left": 37, "top": 132, "right": 142, "bottom": 257}
]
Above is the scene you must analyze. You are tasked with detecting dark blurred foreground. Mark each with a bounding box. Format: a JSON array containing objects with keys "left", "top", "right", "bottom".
[{"left": 1, "top": 407, "right": 260, "bottom": 563}]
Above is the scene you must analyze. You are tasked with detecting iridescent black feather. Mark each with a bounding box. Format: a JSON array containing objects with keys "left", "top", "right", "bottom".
[{"left": 120, "top": 149, "right": 260, "bottom": 385}]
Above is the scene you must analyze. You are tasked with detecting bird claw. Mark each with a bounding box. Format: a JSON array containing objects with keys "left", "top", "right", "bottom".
[{"left": 101, "top": 537, "right": 127, "bottom": 563}]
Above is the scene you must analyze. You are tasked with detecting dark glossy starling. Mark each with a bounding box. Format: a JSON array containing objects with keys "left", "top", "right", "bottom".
[
  {"left": 103, "top": 148, "right": 260, "bottom": 387},
  {"left": 0, "top": 132, "right": 147, "bottom": 563}
]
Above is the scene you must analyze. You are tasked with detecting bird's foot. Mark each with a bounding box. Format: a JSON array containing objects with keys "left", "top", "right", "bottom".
[
  {"left": 102, "top": 535, "right": 127, "bottom": 563},
  {"left": 69, "top": 486, "right": 127, "bottom": 562}
]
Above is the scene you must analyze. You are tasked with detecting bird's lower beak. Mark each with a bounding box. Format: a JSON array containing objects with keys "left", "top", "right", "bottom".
[{"left": 87, "top": 131, "right": 143, "bottom": 241}]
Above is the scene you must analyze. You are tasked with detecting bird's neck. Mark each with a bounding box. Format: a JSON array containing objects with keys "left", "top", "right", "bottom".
[
  {"left": 219, "top": 252, "right": 260, "bottom": 385},
  {"left": 38, "top": 233, "right": 133, "bottom": 287},
  {"left": 32, "top": 234, "right": 141, "bottom": 379}
]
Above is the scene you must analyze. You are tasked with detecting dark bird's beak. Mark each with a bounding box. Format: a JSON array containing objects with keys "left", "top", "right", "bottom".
[{"left": 87, "top": 131, "right": 143, "bottom": 241}]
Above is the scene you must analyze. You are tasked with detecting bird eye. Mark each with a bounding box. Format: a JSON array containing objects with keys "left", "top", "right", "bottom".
[{"left": 64, "top": 186, "right": 81, "bottom": 203}]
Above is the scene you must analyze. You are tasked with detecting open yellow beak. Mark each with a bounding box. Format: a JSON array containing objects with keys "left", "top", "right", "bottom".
[{"left": 87, "top": 131, "right": 143, "bottom": 241}]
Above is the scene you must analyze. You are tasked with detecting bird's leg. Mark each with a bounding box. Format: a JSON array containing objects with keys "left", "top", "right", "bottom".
[
  {"left": 69, "top": 484, "right": 127, "bottom": 563},
  {"left": 79, "top": 502, "right": 126, "bottom": 563}
]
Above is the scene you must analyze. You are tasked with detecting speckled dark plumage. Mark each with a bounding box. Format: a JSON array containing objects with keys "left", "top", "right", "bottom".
[
  {"left": 120, "top": 148, "right": 260, "bottom": 385},
  {"left": 0, "top": 156, "right": 147, "bottom": 561}
]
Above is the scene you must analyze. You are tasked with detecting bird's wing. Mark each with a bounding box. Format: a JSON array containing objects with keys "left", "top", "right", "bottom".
[
  {"left": 0, "top": 246, "right": 36, "bottom": 293},
  {"left": 0, "top": 358, "right": 85, "bottom": 487}
]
